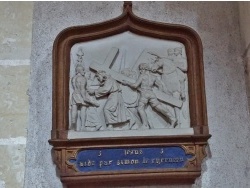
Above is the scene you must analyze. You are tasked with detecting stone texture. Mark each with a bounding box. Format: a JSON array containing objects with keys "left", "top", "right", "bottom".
[
  {"left": 244, "top": 56, "right": 250, "bottom": 116},
  {"left": 239, "top": 2, "right": 250, "bottom": 113},
  {"left": 239, "top": 2, "right": 250, "bottom": 49},
  {"left": 25, "top": 2, "right": 250, "bottom": 188},
  {"left": 0, "top": 65, "right": 30, "bottom": 115},
  {"left": 0, "top": 65, "right": 29, "bottom": 138},
  {"left": 0, "top": 114, "right": 28, "bottom": 139},
  {"left": 0, "top": 64, "right": 30, "bottom": 188},
  {"left": 0, "top": 144, "right": 26, "bottom": 188},
  {"left": 0, "top": 2, "right": 33, "bottom": 188},
  {"left": 0, "top": 2, "right": 33, "bottom": 60}
]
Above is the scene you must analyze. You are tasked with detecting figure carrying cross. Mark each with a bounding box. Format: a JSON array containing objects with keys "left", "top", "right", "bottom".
[{"left": 122, "top": 63, "right": 177, "bottom": 129}]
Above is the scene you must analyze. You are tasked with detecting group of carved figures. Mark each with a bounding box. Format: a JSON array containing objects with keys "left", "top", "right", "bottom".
[{"left": 70, "top": 47, "right": 187, "bottom": 132}]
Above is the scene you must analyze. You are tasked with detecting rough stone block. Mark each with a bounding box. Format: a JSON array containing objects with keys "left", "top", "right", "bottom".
[
  {"left": 0, "top": 114, "right": 27, "bottom": 138},
  {"left": 0, "top": 144, "right": 26, "bottom": 188},
  {"left": 0, "top": 2, "right": 33, "bottom": 60},
  {"left": 239, "top": 2, "right": 250, "bottom": 49},
  {"left": 0, "top": 65, "right": 29, "bottom": 115}
]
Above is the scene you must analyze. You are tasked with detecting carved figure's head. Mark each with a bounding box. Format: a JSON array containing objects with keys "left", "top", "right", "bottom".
[
  {"left": 139, "top": 63, "right": 150, "bottom": 73},
  {"left": 84, "top": 71, "right": 91, "bottom": 80},
  {"left": 174, "top": 47, "right": 182, "bottom": 56},
  {"left": 147, "top": 52, "right": 160, "bottom": 63},
  {"left": 75, "top": 64, "right": 85, "bottom": 76},
  {"left": 96, "top": 70, "right": 108, "bottom": 85},
  {"left": 167, "top": 48, "right": 175, "bottom": 56},
  {"left": 76, "top": 47, "right": 84, "bottom": 63},
  {"left": 168, "top": 47, "right": 182, "bottom": 56}
]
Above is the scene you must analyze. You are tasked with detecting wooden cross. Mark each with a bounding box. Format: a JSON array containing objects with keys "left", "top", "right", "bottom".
[{"left": 89, "top": 48, "right": 183, "bottom": 108}]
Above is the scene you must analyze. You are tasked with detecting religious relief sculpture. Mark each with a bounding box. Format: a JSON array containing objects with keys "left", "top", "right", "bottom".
[
  {"left": 70, "top": 65, "right": 99, "bottom": 131},
  {"left": 120, "top": 68, "right": 141, "bottom": 129},
  {"left": 122, "top": 63, "right": 177, "bottom": 129},
  {"left": 151, "top": 47, "right": 187, "bottom": 128},
  {"left": 51, "top": 4, "right": 209, "bottom": 186},
  {"left": 88, "top": 70, "right": 129, "bottom": 130},
  {"left": 69, "top": 33, "right": 190, "bottom": 133}
]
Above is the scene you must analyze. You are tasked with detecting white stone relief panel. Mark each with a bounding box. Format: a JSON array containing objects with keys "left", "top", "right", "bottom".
[{"left": 68, "top": 32, "right": 192, "bottom": 138}]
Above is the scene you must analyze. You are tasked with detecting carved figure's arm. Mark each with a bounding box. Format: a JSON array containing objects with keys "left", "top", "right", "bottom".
[
  {"left": 123, "top": 75, "right": 142, "bottom": 89},
  {"left": 95, "top": 78, "right": 113, "bottom": 98},
  {"left": 151, "top": 61, "right": 163, "bottom": 73},
  {"left": 154, "top": 77, "right": 163, "bottom": 91},
  {"left": 177, "top": 69, "right": 187, "bottom": 100},
  {"left": 175, "top": 58, "right": 187, "bottom": 72},
  {"left": 78, "top": 78, "right": 88, "bottom": 101},
  {"left": 71, "top": 75, "right": 77, "bottom": 91},
  {"left": 87, "top": 87, "right": 95, "bottom": 95}
]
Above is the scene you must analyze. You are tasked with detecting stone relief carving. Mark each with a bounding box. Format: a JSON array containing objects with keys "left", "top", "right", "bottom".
[
  {"left": 122, "top": 63, "right": 177, "bottom": 129},
  {"left": 88, "top": 70, "right": 129, "bottom": 130},
  {"left": 70, "top": 65, "right": 99, "bottom": 131},
  {"left": 69, "top": 32, "right": 190, "bottom": 133},
  {"left": 150, "top": 48, "right": 188, "bottom": 128}
]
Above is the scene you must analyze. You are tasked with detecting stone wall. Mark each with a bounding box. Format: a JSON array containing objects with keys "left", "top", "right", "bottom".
[
  {"left": 239, "top": 2, "right": 250, "bottom": 111},
  {"left": 0, "top": 2, "right": 33, "bottom": 188},
  {"left": 23, "top": 2, "right": 250, "bottom": 188}
]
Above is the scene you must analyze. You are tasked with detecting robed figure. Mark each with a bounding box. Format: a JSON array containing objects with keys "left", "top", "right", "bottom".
[{"left": 89, "top": 71, "right": 129, "bottom": 129}]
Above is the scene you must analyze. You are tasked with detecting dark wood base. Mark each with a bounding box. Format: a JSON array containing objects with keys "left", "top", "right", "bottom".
[{"left": 62, "top": 172, "right": 199, "bottom": 187}]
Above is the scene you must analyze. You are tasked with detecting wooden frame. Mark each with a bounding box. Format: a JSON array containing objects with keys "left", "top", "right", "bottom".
[{"left": 49, "top": 2, "right": 210, "bottom": 187}]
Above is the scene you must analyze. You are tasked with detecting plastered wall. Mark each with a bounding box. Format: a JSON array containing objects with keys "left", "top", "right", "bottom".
[
  {"left": 0, "top": 2, "right": 33, "bottom": 188},
  {"left": 1, "top": 2, "right": 249, "bottom": 188},
  {"left": 239, "top": 2, "right": 250, "bottom": 110}
]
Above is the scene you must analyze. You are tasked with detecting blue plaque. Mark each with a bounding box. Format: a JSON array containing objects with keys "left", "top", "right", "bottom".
[{"left": 68, "top": 146, "right": 194, "bottom": 172}]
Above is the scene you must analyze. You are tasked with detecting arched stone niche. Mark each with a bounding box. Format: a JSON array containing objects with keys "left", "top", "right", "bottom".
[{"left": 49, "top": 2, "right": 210, "bottom": 187}]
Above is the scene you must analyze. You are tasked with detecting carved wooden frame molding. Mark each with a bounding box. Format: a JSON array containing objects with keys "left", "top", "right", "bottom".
[{"left": 49, "top": 2, "right": 211, "bottom": 187}]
